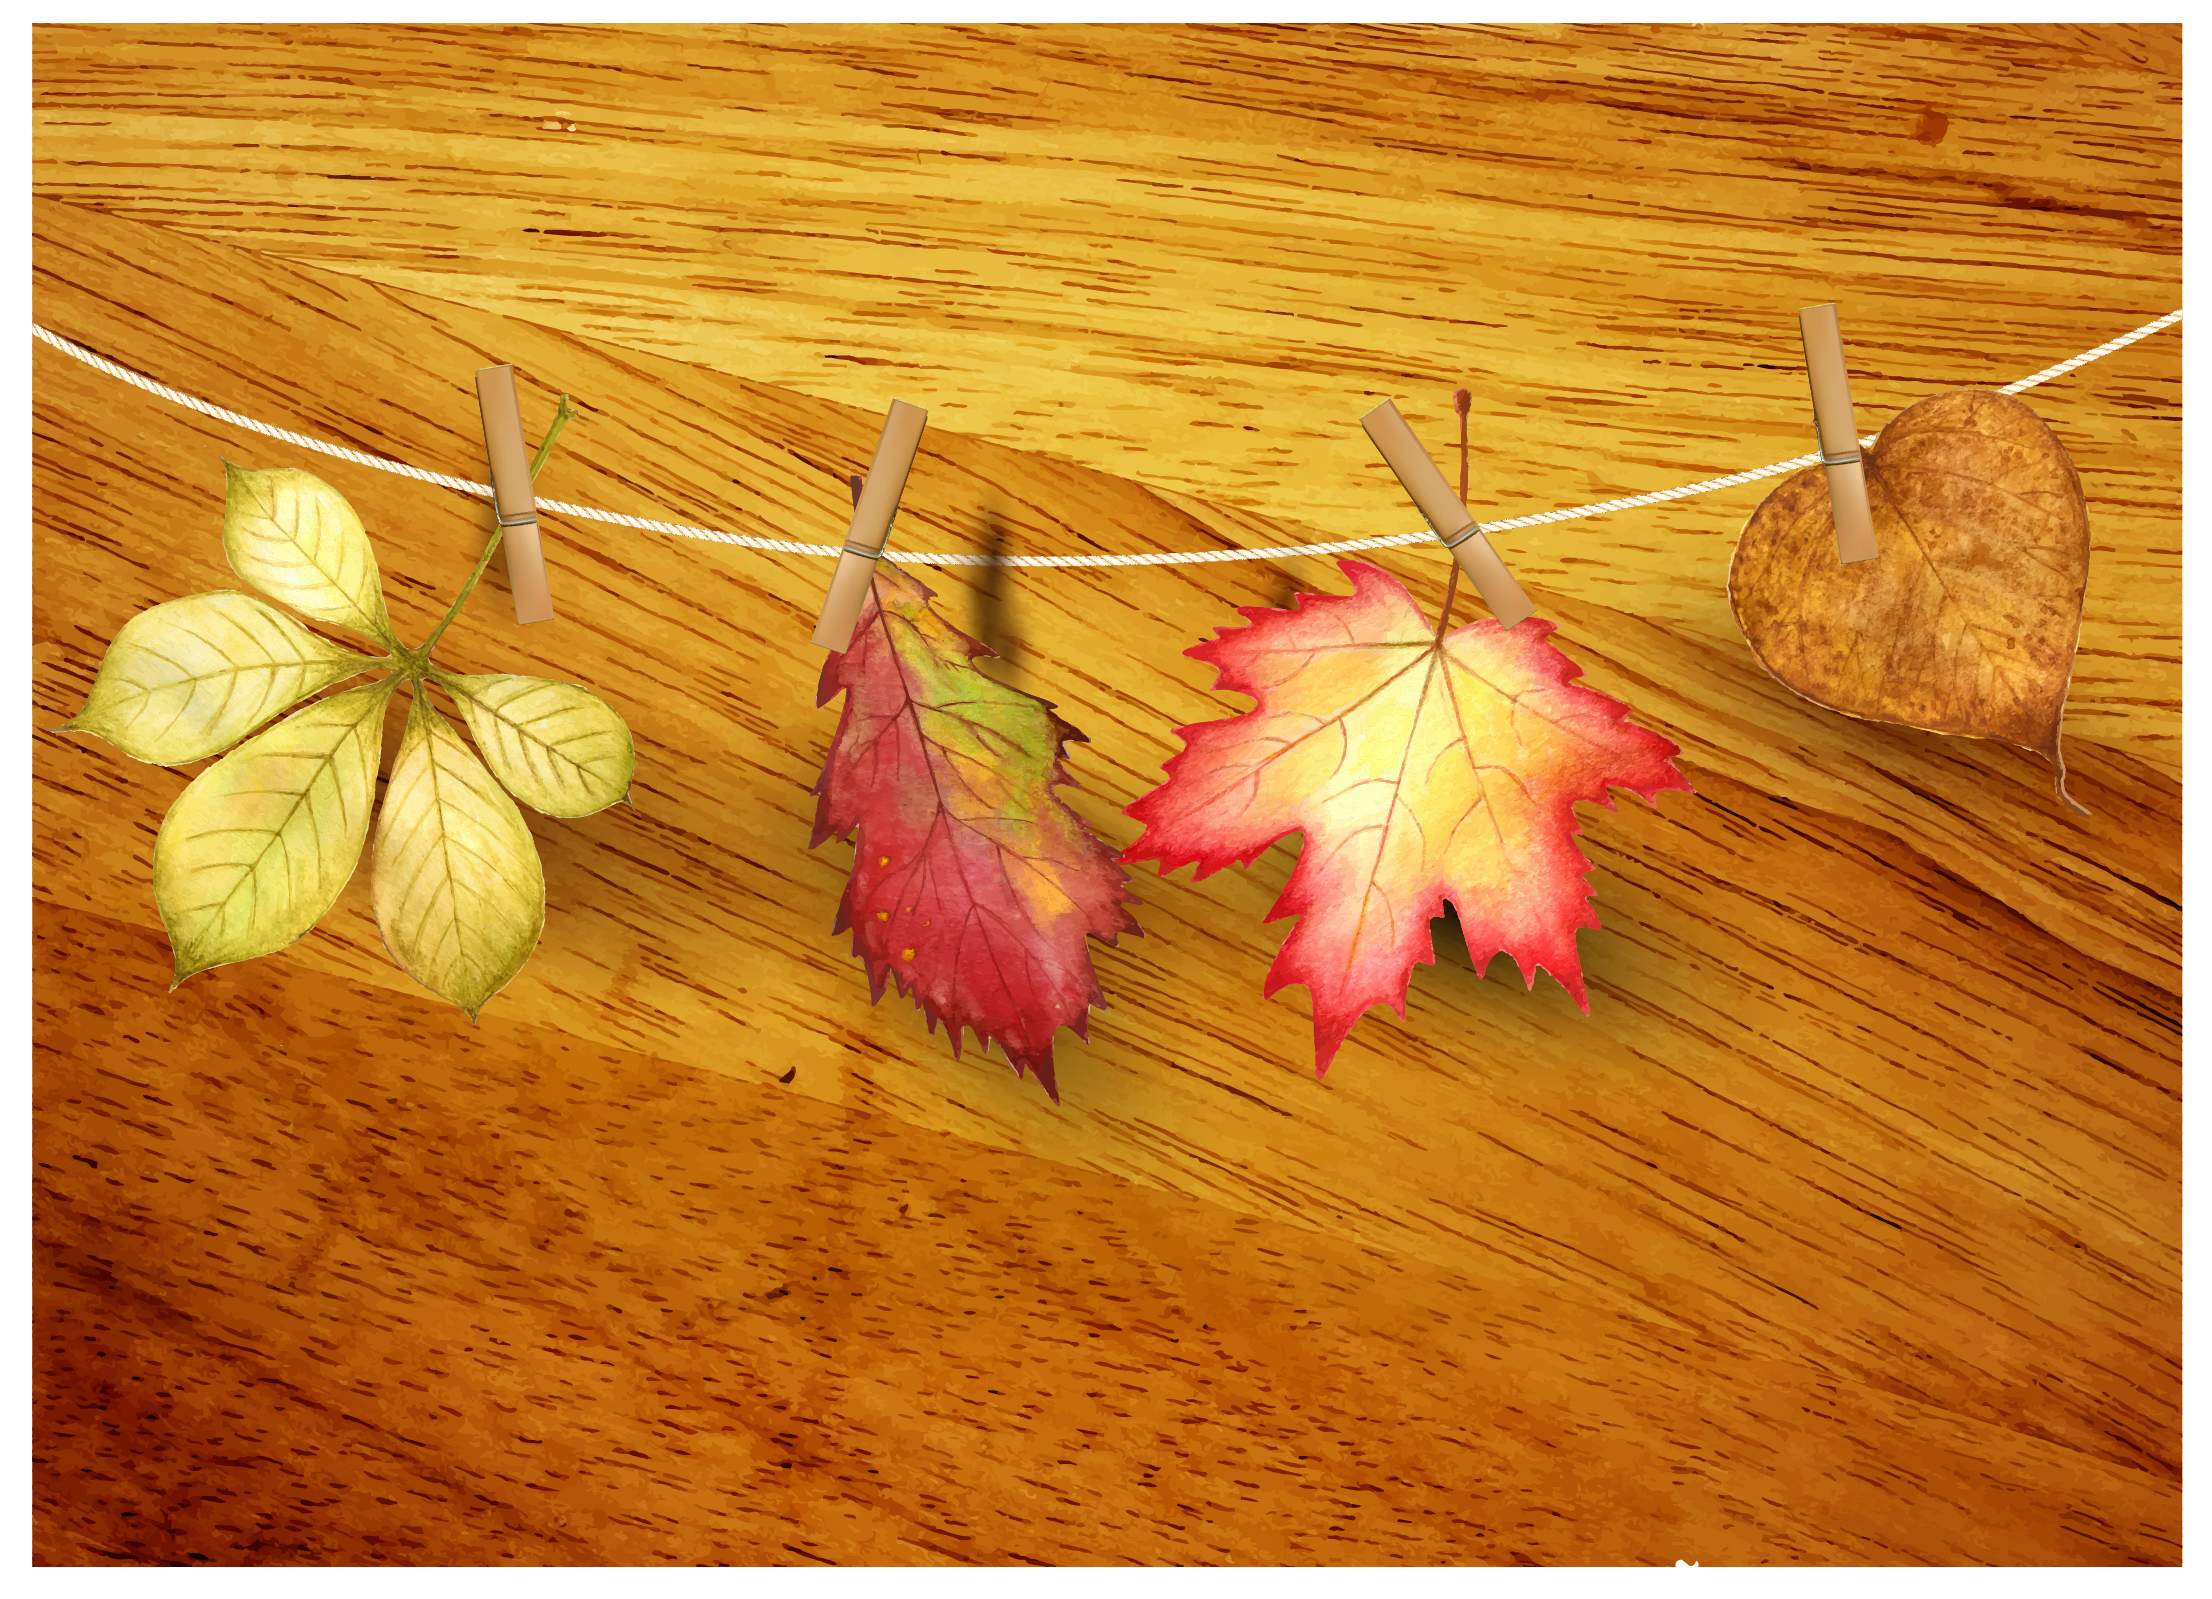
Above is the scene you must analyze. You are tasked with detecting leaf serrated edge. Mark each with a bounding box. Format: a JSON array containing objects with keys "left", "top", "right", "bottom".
[
  {"left": 370, "top": 692, "right": 547, "bottom": 1023},
  {"left": 219, "top": 458, "right": 401, "bottom": 651},
  {"left": 811, "top": 560, "right": 1138, "bottom": 1103},
  {"left": 52, "top": 589, "right": 394, "bottom": 767},
  {"left": 429, "top": 666, "right": 638, "bottom": 819},
  {"left": 162, "top": 675, "right": 402, "bottom": 989}
]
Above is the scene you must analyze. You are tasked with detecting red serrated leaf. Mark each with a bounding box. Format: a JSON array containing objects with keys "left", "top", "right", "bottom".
[
  {"left": 812, "top": 561, "right": 1141, "bottom": 1102},
  {"left": 1123, "top": 560, "right": 1692, "bottom": 1073}
]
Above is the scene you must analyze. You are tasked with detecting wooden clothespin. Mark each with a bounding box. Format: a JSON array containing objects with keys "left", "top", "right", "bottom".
[
  {"left": 474, "top": 364, "right": 556, "bottom": 624},
  {"left": 1359, "top": 400, "right": 1535, "bottom": 630},
  {"left": 810, "top": 399, "right": 928, "bottom": 652},
  {"left": 1798, "top": 304, "right": 1878, "bottom": 564}
]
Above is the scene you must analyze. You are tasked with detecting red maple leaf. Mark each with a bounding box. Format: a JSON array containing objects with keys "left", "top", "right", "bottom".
[
  {"left": 1123, "top": 560, "right": 1691, "bottom": 1072},
  {"left": 812, "top": 561, "right": 1141, "bottom": 1102}
]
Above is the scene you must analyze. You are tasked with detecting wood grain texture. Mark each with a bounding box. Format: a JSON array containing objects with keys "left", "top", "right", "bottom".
[
  {"left": 31, "top": 21, "right": 2179, "bottom": 1569},
  {"left": 30, "top": 21, "right": 2181, "bottom": 769}
]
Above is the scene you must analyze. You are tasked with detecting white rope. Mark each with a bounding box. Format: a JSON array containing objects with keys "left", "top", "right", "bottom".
[{"left": 32, "top": 310, "right": 2182, "bottom": 569}]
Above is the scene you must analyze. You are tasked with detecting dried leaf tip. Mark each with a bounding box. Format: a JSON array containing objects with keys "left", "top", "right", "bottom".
[{"left": 2047, "top": 736, "right": 2092, "bottom": 819}]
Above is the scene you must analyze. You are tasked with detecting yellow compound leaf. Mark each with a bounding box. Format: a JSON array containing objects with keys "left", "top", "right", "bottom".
[
  {"left": 60, "top": 590, "right": 385, "bottom": 766},
  {"left": 154, "top": 677, "right": 398, "bottom": 985},
  {"left": 436, "top": 671, "right": 636, "bottom": 817},
  {"left": 370, "top": 693, "right": 547, "bottom": 1021},
  {"left": 222, "top": 462, "right": 398, "bottom": 647}
]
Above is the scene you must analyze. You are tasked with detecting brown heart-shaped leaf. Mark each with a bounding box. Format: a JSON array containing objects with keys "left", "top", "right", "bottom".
[{"left": 1729, "top": 388, "right": 2092, "bottom": 814}]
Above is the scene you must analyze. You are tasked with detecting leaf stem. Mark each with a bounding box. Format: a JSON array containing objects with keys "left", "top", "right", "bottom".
[
  {"left": 1435, "top": 387, "right": 1472, "bottom": 642},
  {"left": 417, "top": 393, "right": 578, "bottom": 662},
  {"left": 416, "top": 530, "right": 507, "bottom": 665},
  {"left": 530, "top": 394, "right": 580, "bottom": 480}
]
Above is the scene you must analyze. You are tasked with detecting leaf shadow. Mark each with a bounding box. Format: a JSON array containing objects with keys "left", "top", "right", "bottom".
[
  {"left": 1262, "top": 563, "right": 1305, "bottom": 614},
  {"left": 1429, "top": 900, "right": 1475, "bottom": 971},
  {"left": 1426, "top": 900, "right": 1546, "bottom": 994},
  {"left": 971, "top": 494, "right": 1022, "bottom": 676}
]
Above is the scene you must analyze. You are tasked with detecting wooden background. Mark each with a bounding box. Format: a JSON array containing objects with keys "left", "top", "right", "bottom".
[{"left": 30, "top": 24, "right": 2180, "bottom": 1566}]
